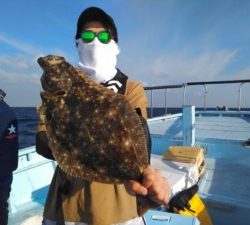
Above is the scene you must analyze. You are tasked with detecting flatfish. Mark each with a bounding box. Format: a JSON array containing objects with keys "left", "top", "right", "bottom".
[{"left": 37, "top": 55, "right": 149, "bottom": 184}]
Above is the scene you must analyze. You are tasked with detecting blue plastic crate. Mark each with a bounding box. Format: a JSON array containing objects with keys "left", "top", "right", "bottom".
[{"left": 143, "top": 210, "right": 200, "bottom": 225}]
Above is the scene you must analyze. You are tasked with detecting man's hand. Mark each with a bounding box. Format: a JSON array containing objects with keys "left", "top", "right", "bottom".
[{"left": 125, "top": 166, "right": 171, "bottom": 205}]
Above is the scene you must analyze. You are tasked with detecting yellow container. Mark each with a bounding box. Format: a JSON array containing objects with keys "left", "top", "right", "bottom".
[{"left": 174, "top": 194, "right": 213, "bottom": 225}]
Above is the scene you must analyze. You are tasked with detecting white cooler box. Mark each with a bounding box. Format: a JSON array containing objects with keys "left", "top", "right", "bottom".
[{"left": 150, "top": 154, "right": 199, "bottom": 197}]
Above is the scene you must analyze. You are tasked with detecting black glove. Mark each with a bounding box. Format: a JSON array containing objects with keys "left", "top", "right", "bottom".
[{"left": 168, "top": 184, "right": 198, "bottom": 213}]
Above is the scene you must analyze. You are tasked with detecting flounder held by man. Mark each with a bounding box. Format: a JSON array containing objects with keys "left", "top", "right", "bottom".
[{"left": 38, "top": 55, "right": 148, "bottom": 184}]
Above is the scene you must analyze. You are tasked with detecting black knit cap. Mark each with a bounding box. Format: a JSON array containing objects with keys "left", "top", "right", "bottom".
[{"left": 75, "top": 7, "right": 118, "bottom": 43}]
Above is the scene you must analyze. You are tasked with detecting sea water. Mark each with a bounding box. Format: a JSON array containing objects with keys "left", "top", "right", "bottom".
[{"left": 13, "top": 107, "right": 249, "bottom": 149}]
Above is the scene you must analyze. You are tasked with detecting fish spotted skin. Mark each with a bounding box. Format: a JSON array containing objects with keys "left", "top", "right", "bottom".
[{"left": 38, "top": 55, "right": 148, "bottom": 184}]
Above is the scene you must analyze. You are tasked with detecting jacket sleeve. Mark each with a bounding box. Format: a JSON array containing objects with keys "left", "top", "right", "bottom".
[
  {"left": 137, "top": 114, "right": 152, "bottom": 163},
  {"left": 125, "top": 80, "right": 151, "bottom": 163},
  {"left": 36, "top": 107, "right": 55, "bottom": 160},
  {"left": 125, "top": 80, "right": 148, "bottom": 120},
  {"left": 0, "top": 119, "right": 18, "bottom": 174}
]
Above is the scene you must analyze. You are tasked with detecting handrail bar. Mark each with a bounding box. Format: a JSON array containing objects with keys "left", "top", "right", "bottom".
[
  {"left": 144, "top": 79, "right": 250, "bottom": 90},
  {"left": 187, "top": 79, "right": 250, "bottom": 86},
  {"left": 144, "top": 84, "right": 184, "bottom": 90},
  {"left": 144, "top": 79, "right": 250, "bottom": 116}
]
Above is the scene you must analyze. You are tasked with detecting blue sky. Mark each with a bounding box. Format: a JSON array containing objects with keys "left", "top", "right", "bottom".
[{"left": 1, "top": 0, "right": 250, "bottom": 107}]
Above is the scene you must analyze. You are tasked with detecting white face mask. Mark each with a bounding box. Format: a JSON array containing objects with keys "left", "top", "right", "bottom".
[{"left": 76, "top": 38, "right": 120, "bottom": 83}]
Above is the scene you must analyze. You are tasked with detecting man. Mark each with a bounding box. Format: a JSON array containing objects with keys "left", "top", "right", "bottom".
[
  {"left": 36, "top": 7, "right": 170, "bottom": 225},
  {"left": 0, "top": 89, "right": 18, "bottom": 225}
]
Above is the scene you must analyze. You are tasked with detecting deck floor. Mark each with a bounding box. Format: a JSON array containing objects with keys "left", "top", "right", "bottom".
[
  {"left": 9, "top": 205, "right": 44, "bottom": 225},
  {"left": 148, "top": 112, "right": 250, "bottom": 142}
]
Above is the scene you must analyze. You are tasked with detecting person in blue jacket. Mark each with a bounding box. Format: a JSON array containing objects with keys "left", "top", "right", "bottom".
[{"left": 0, "top": 89, "right": 18, "bottom": 225}]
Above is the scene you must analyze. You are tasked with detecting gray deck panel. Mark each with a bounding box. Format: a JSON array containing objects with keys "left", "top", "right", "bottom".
[{"left": 148, "top": 113, "right": 250, "bottom": 142}]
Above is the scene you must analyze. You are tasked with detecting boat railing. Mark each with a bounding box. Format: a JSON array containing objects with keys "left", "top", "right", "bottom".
[
  {"left": 16, "top": 146, "right": 56, "bottom": 174},
  {"left": 144, "top": 79, "right": 250, "bottom": 118}
]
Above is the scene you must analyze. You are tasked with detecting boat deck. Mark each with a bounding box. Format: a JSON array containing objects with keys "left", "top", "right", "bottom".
[
  {"left": 149, "top": 111, "right": 250, "bottom": 141},
  {"left": 148, "top": 111, "right": 250, "bottom": 225},
  {"left": 9, "top": 110, "right": 250, "bottom": 225},
  {"left": 9, "top": 205, "right": 43, "bottom": 225}
]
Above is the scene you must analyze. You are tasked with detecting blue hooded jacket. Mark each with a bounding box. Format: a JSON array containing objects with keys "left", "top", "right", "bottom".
[{"left": 0, "top": 100, "right": 18, "bottom": 175}]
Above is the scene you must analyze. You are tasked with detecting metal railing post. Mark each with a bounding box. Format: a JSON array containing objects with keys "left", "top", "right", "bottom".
[
  {"left": 165, "top": 88, "right": 167, "bottom": 114},
  {"left": 183, "top": 84, "right": 186, "bottom": 105},
  {"left": 203, "top": 85, "right": 207, "bottom": 111},
  {"left": 144, "top": 79, "right": 250, "bottom": 116},
  {"left": 150, "top": 90, "right": 153, "bottom": 118},
  {"left": 238, "top": 83, "right": 243, "bottom": 111},
  {"left": 183, "top": 105, "right": 195, "bottom": 146}
]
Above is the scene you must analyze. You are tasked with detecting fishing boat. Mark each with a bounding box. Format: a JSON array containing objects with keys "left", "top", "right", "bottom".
[{"left": 8, "top": 79, "right": 250, "bottom": 225}]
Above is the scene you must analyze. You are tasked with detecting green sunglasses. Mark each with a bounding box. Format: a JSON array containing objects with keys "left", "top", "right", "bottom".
[{"left": 81, "top": 31, "right": 111, "bottom": 44}]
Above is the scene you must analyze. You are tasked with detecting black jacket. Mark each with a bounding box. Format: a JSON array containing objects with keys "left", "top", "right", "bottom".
[{"left": 0, "top": 101, "right": 18, "bottom": 175}]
